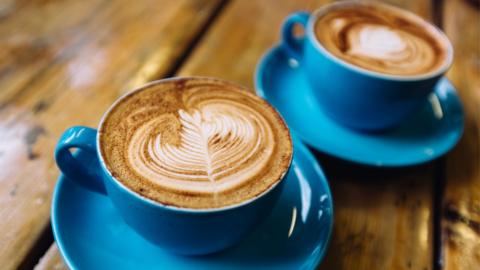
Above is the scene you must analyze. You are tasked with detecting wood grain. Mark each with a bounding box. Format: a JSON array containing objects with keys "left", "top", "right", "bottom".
[
  {"left": 179, "top": 0, "right": 434, "bottom": 269},
  {"left": 34, "top": 244, "right": 67, "bottom": 270},
  {"left": 441, "top": 0, "right": 480, "bottom": 269},
  {"left": 0, "top": 1, "right": 224, "bottom": 269},
  {"left": 33, "top": 0, "right": 479, "bottom": 269}
]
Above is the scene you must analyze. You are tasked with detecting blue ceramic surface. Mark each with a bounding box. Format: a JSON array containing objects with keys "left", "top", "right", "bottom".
[
  {"left": 55, "top": 125, "right": 285, "bottom": 255},
  {"left": 52, "top": 136, "right": 333, "bottom": 270},
  {"left": 54, "top": 78, "right": 292, "bottom": 255},
  {"left": 281, "top": 4, "right": 453, "bottom": 130},
  {"left": 255, "top": 46, "right": 464, "bottom": 167}
]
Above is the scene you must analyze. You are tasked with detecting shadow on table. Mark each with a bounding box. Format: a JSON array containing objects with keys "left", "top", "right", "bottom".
[{"left": 311, "top": 147, "right": 436, "bottom": 269}]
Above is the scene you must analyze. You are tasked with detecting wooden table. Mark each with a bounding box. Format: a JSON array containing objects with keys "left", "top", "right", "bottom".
[{"left": 0, "top": 0, "right": 478, "bottom": 269}]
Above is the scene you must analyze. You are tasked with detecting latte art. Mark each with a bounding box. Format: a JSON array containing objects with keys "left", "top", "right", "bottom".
[
  {"left": 345, "top": 24, "right": 437, "bottom": 74},
  {"left": 99, "top": 78, "right": 292, "bottom": 209},
  {"left": 347, "top": 25, "right": 412, "bottom": 60},
  {"left": 128, "top": 104, "right": 273, "bottom": 193},
  {"left": 315, "top": 3, "right": 450, "bottom": 76}
]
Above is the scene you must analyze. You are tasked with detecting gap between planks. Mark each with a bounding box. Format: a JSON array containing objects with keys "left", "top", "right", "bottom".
[{"left": 22, "top": 0, "right": 230, "bottom": 269}]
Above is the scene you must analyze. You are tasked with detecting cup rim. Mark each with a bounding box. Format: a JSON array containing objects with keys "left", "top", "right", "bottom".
[
  {"left": 95, "top": 76, "right": 293, "bottom": 214},
  {"left": 306, "top": 0, "right": 454, "bottom": 81}
]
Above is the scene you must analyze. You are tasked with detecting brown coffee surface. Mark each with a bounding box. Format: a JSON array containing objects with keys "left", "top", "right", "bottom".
[
  {"left": 99, "top": 77, "right": 293, "bottom": 209},
  {"left": 314, "top": 2, "right": 450, "bottom": 76}
]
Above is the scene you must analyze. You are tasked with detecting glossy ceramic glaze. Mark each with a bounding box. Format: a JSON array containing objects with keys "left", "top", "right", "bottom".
[
  {"left": 55, "top": 124, "right": 287, "bottom": 255},
  {"left": 54, "top": 76, "right": 296, "bottom": 255},
  {"left": 281, "top": 8, "right": 453, "bottom": 130},
  {"left": 52, "top": 136, "right": 333, "bottom": 269},
  {"left": 255, "top": 46, "right": 464, "bottom": 166}
]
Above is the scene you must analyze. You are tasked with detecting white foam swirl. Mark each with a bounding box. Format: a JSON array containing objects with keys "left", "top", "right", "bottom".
[
  {"left": 315, "top": 6, "right": 446, "bottom": 76},
  {"left": 344, "top": 24, "right": 436, "bottom": 73},
  {"left": 127, "top": 101, "right": 274, "bottom": 194},
  {"left": 348, "top": 25, "right": 407, "bottom": 60}
]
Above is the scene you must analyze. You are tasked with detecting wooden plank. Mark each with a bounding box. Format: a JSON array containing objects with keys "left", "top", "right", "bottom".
[
  {"left": 34, "top": 244, "right": 67, "bottom": 270},
  {"left": 179, "top": 0, "right": 432, "bottom": 88},
  {"left": 179, "top": 0, "right": 435, "bottom": 269},
  {"left": 38, "top": 0, "right": 442, "bottom": 268},
  {"left": 0, "top": 1, "right": 224, "bottom": 269},
  {"left": 441, "top": 0, "right": 480, "bottom": 269},
  {"left": 0, "top": 0, "right": 106, "bottom": 104}
]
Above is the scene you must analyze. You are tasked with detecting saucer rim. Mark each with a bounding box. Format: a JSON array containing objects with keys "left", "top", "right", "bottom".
[
  {"left": 51, "top": 136, "right": 334, "bottom": 269},
  {"left": 255, "top": 45, "right": 464, "bottom": 167},
  {"left": 51, "top": 172, "right": 76, "bottom": 270}
]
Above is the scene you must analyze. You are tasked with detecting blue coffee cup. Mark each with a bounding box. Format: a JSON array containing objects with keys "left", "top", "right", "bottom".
[
  {"left": 54, "top": 80, "right": 290, "bottom": 255},
  {"left": 281, "top": 2, "right": 453, "bottom": 131}
]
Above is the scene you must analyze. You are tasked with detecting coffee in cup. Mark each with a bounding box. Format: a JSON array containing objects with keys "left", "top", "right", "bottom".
[
  {"left": 55, "top": 77, "right": 293, "bottom": 254},
  {"left": 314, "top": 2, "right": 450, "bottom": 76},
  {"left": 99, "top": 77, "right": 293, "bottom": 209},
  {"left": 282, "top": 1, "right": 453, "bottom": 130}
]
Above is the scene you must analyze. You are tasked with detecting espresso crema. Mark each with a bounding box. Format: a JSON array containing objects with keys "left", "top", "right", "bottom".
[
  {"left": 314, "top": 2, "right": 450, "bottom": 76},
  {"left": 99, "top": 77, "right": 292, "bottom": 209}
]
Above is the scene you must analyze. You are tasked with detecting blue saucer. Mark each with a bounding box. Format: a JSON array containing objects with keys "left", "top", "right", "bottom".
[
  {"left": 255, "top": 46, "right": 464, "bottom": 167},
  {"left": 52, "top": 136, "right": 333, "bottom": 270}
]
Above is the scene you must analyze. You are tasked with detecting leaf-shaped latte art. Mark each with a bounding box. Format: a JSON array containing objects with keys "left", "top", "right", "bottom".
[
  {"left": 100, "top": 78, "right": 292, "bottom": 208},
  {"left": 127, "top": 103, "right": 273, "bottom": 193}
]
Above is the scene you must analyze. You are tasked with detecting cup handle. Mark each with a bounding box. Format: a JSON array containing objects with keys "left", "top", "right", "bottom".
[
  {"left": 55, "top": 126, "right": 106, "bottom": 194},
  {"left": 281, "top": 12, "right": 310, "bottom": 60}
]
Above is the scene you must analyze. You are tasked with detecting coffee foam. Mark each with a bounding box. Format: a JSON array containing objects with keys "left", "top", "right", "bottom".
[
  {"left": 99, "top": 78, "right": 292, "bottom": 209},
  {"left": 314, "top": 2, "right": 450, "bottom": 76}
]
